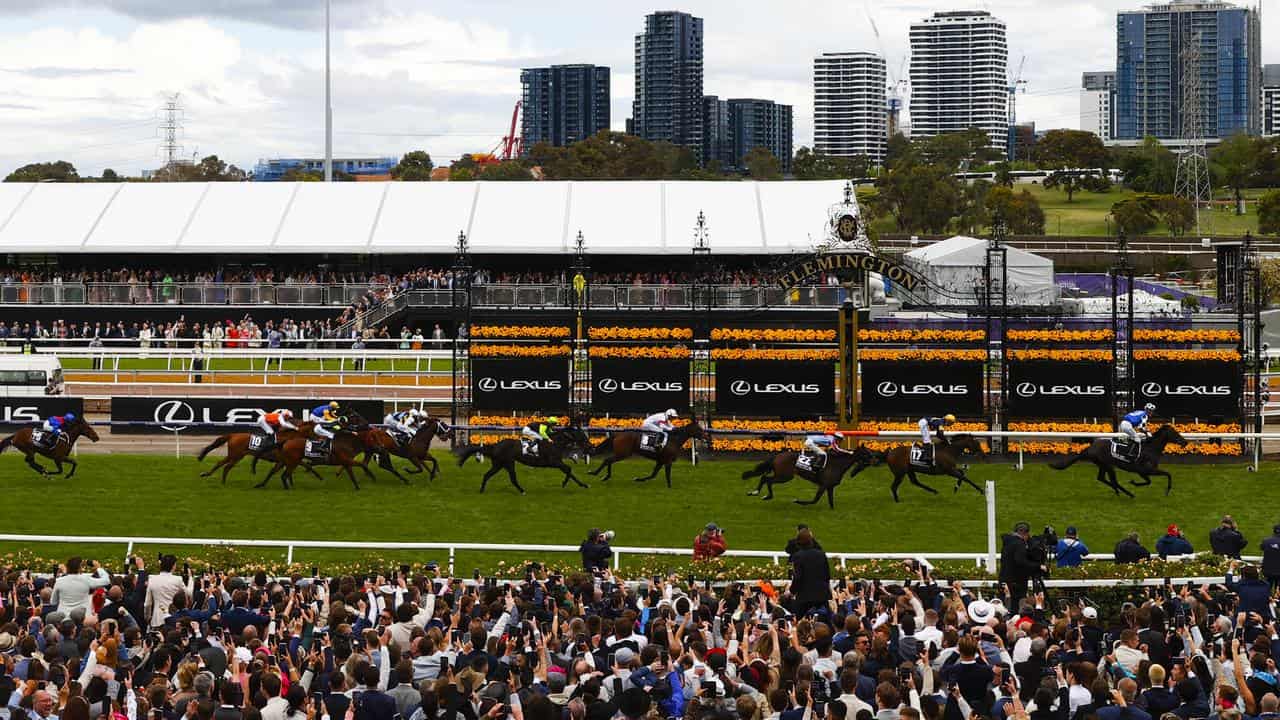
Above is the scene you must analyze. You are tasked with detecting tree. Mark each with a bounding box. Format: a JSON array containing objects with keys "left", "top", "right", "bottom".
[
  {"left": 1210, "top": 133, "right": 1257, "bottom": 215},
  {"left": 1041, "top": 170, "right": 1111, "bottom": 203},
  {"left": 391, "top": 151, "right": 434, "bottom": 181},
  {"left": 884, "top": 133, "right": 915, "bottom": 170},
  {"left": 792, "top": 146, "right": 871, "bottom": 180},
  {"left": 1116, "top": 137, "right": 1176, "bottom": 193},
  {"left": 1034, "top": 129, "right": 1109, "bottom": 170},
  {"left": 529, "top": 131, "right": 697, "bottom": 180},
  {"left": 954, "top": 179, "right": 992, "bottom": 235},
  {"left": 4, "top": 160, "right": 79, "bottom": 182},
  {"left": 872, "top": 161, "right": 961, "bottom": 233},
  {"left": 100, "top": 169, "right": 122, "bottom": 183},
  {"left": 1257, "top": 189, "right": 1280, "bottom": 235},
  {"left": 281, "top": 167, "right": 322, "bottom": 181},
  {"left": 985, "top": 186, "right": 1045, "bottom": 234},
  {"left": 448, "top": 154, "right": 479, "bottom": 181},
  {"left": 1111, "top": 198, "right": 1157, "bottom": 236},
  {"left": 1153, "top": 195, "right": 1195, "bottom": 237},
  {"left": 743, "top": 147, "right": 782, "bottom": 180},
  {"left": 478, "top": 161, "right": 531, "bottom": 181}
]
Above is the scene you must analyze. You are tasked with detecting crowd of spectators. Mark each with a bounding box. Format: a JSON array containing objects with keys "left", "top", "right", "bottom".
[{"left": 5, "top": 522, "right": 1280, "bottom": 720}]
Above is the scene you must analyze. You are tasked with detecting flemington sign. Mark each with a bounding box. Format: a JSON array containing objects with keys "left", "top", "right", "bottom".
[{"left": 776, "top": 251, "right": 921, "bottom": 292}]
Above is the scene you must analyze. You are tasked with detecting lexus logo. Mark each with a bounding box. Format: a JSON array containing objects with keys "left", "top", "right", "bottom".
[
  {"left": 876, "top": 381, "right": 899, "bottom": 398},
  {"left": 477, "top": 377, "right": 561, "bottom": 392},
  {"left": 598, "top": 378, "right": 683, "bottom": 394},
  {"left": 598, "top": 378, "right": 619, "bottom": 394},
  {"left": 731, "top": 380, "right": 819, "bottom": 396},
  {"left": 877, "top": 381, "right": 968, "bottom": 397},
  {"left": 1014, "top": 382, "right": 1105, "bottom": 398},
  {"left": 154, "top": 400, "right": 196, "bottom": 432},
  {"left": 477, "top": 377, "right": 499, "bottom": 392},
  {"left": 730, "top": 380, "right": 752, "bottom": 396},
  {"left": 1140, "top": 382, "right": 1231, "bottom": 397}
]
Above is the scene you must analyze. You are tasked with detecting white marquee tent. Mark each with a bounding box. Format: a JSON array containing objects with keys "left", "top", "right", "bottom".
[
  {"left": 0, "top": 179, "right": 852, "bottom": 255},
  {"left": 902, "top": 235, "right": 1057, "bottom": 307}
]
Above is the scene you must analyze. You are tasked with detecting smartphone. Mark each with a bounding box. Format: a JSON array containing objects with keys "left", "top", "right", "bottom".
[
  {"left": 473, "top": 569, "right": 481, "bottom": 581},
  {"left": 700, "top": 681, "right": 717, "bottom": 697},
  {"left": 300, "top": 622, "right": 315, "bottom": 652},
  {"left": 311, "top": 567, "right": 319, "bottom": 578},
  {"left": 461, "top": 632, "right": 472, "bottom": 647},
  {"left": 439, "top": 657, "right": 450, "bottom": 675},
  {"left": 814, "top": 703, "right": 826, "bottom": 718},
  {"left": 606, "top": 653, "right": 616, "bottom": 668}
]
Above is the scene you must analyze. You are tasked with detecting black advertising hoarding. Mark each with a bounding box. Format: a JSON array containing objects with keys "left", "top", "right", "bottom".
[
  {"left": 110, "top": 397, "right": 385, "bottom": 434},
  {"left": 715, "top": 361, "right": 834, "bottom": 417},
  {"left": 1006, "top": 361, "right": 1112, "bottom": 419},
  {"left": 860, "top": 361, "right": 984, "bottom": 417},
  {"left": 591, "top": 359, "right": 689, "bottom": 414},
  {"left": 471, "top": 358, "right": 569, "bottom": 412},
  {"left": 0, "top": 397, "right": 85, "bottom": 428},
  {"left": 1134, "top": 360, "right": 1241, "bottom": 419}
]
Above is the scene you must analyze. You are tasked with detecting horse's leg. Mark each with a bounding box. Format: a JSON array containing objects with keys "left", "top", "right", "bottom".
[
  {"left": 825, "top": 484, "right": 836, "bottom": 509},
  {"left": 907, "top": 470, "right": 938, "bottom": 495},
  {"left": 344, "top": 464, "right": 361, "bottom": 491},
  {"left": 1130, "top": 473, "right": 1152, "bottom": 486},
  {"left": 663, "top": 462, "right": 673, "bottom": 488},
  {"left": 26, "top": 452, "right": 49, "bottom": 476},
  {"left": 202, "top": 455, "right": 228, "bottom": 479},
  {"left": 589, "top": 456, "right": 614, "bottom": 480},
  {"left": 1148, "top": 468, "right": 1173, "bottom": 496},
  {"left": 424, "top": 454, "right": 439, "bottom": 480},
  {"left": 633, "top": 461, "right": 661, "bottom": 483},
  {"left": 890, "top": 471, "right": 905, "bottom": 503},
  {"left": 559, "top": 462, "right": 589, "bottom": 489},
  {"left": 952, "top": 470, "right": 983, "bottom": 495},
  {"left": 505, "top": 464, "right": 525, "bottom": 495},
  {"left": 61, "top": 456, "right": 76, "bottom": 478},
  {"left": 380, "top": 453, "right": 410, "bottom": 485},
  {"left": 480, "top": 464, "right": 500, "bottom": 493},
  {"left": 794, "top": 482, "right": 826, "bottom": 506},
  {"left": 255, "top": 462, "right": 282, "bottom": 489},
  {"left": 1107, "top": 466, "right": 1133, "bottom": 498}
]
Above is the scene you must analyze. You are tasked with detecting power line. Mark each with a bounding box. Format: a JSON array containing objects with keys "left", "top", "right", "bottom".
[{"left": 156, "top": 93, "right": 185, "bottom": 173}]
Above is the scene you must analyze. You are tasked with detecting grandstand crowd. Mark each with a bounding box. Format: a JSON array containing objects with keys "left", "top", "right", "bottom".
[
  {"left": 0, "top": 318, "right": 452, "bottom": 349},
  {"left": 3, "top": 523, "right": 1280, "bottom": 720}
]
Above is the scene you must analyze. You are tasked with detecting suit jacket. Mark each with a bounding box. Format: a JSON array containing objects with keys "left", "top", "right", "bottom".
[
  {"left": 144, "top": 572, "right": 187, "bottom": 628},
  {"left": 790, "top": 546, "right": 831, "bottom": 607},
  {"left": 51, "top": 569, "right": 111, "bottom": 615}
]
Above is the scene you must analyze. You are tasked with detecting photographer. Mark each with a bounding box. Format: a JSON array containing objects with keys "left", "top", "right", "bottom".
[
  {"left": 579, "top": 529, "right": 614, "bottom": 572},
  {"left": 693, "top": 523, "right": 727, "bottom": 562},
  {"left": 999, "top": 522, "right": 1044, "bottom": 608}
]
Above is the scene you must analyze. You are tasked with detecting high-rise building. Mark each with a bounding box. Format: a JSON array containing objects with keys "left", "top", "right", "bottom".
[
  {"left": 908, "top": 11, "right": 1009, "bottom": 149},
  {"left": 520, "top": 64, "right": 611, "bottom": 150},
  {"left": 701, "top": 96, "right": 733, "bottom": 168},
  {"left": 701, "top": 97, "right": 793, "bottom": 172},
  {"left": 812, "top": 52, "right": 888, "bottom": 163},
  {"left": 631, "top": 11, "right": 704, "bottom": 159},
  {"left": 1264, "top": 64, "right": 1280, "bottom": 137},
  {"left": 1080, "top": 71, "right": 1116, "bottom": 140},
  {"left": 1115, "top": 1, "right": 1261, "bottom": 140}
]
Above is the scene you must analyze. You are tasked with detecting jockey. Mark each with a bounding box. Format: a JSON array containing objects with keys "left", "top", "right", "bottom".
[
  {"left": 256, "top": 409, "right": 297, "bottom": 438},
  {"left": 640, "top": 409, "right": 678, "bottom": 447},
  {"left": 803, "top": 430, "right": 847, "bottom": 462},
  {"left": 43, "top": 412, "right": 75, "bottom": 439},
  {"left": 384, "top": 409, "right": 419, "bottom": 440},
  {"left": 311, "top": 401, "right": 343, "bottom": 441},
  {"left": 1120, "top": 403, "right": 1155, "bottom": 445},
  {"left": 918, "top": 414, "right": 956, "bottom": 445},
  {"left": 521, "top": 417, "right": 559, "bottom": 453}
]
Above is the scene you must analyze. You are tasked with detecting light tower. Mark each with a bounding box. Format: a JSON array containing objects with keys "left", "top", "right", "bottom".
[{"left": 1173, "top": 32, "right": 1211, "bottom": 232}]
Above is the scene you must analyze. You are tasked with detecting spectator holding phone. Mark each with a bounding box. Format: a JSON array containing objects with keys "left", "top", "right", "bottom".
[{"left": 693, "top": 524, "right": 727, "bottom": 562}]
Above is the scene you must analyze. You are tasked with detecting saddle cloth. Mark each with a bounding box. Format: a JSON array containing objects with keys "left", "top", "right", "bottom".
[
  {"left": 304, "top": 440, "right": 329, "bottom": 460},
  {"left": 1110, "top": 439, "right": 1140, "bottom": 462},
  {"left": 32, "top": 430, "right": 64, "bottom": 450},
  {"left": 521, "top": 439, "right": 540, "bottom": 458},
  {"left": 639, "top": 432, "right": 664, "bottom": 455},
  {"left": 796, "top": 452, "right": 826, "bottom": 474},
  {"left": 248, "top": 434, "right": 272, "bottom": 452},
  {"left": 909, "top": 445, "right": 933, "bottom": 469}
]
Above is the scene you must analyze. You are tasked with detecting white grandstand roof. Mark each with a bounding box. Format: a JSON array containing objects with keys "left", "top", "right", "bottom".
[{"left": 0, "top": 180, "right": 851, "bottom": 255}]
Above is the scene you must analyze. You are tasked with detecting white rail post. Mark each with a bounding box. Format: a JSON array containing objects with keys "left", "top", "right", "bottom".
[
  {"left": 174, "top": 429, "right": 181, "bottom": 459},
  {"left": 287, "top": 545, "right": 294, "bottom": 565},
  {"left": 125, "top": 541, "right": 134, "bottom": 567},
  {"left": 985, "top": 480, "right": 998, "bottom": 575},
  {"left": 449, "top": 547, "right": 456, "bottom": 576},
  {"left": 1017, "top": 448, "right": 1023, "bottom": 471},
  {"left": 614, "top": 550, "right": 620, "bottom": 570}
]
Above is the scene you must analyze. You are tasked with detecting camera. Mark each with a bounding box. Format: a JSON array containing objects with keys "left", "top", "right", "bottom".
[{"left": 601, "top": 530, "right": 615, "bottom": 543}]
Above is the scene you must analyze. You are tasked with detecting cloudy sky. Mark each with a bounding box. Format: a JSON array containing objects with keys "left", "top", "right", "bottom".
[{"left": 0, "top": 0, "right": 1272, "bottom": 177}]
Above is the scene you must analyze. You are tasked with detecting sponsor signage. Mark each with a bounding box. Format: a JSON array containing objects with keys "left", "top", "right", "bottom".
[
  {"left": 0, "top": 397, "right": 85, "bottom": 428},
  {"left": 471, "top": 358, "right": 569, "bottom": 412},
  {"left": 1006, "top": 361, "right": 1113, "bottom": 419},
  {"left": 110, "top": 397, "right": 385, "bottom": 434},
  {"left": 776, "top": 252, "right": 921, "bottom": 292},
  {"left": 861, "top": 361, "right": 984, "bottom": 417},
  {"left": 1134, "top": 360, "right": 1241, "bottom": 419},
  {"left": 715, "top": 361, "right": 834, "bottom": 417},
  {"left": 591, "top": 359, "right": 689, "bottom": 414}
]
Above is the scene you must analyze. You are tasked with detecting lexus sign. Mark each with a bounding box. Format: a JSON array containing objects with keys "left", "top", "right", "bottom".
[
  {"left": 110, "top": 397, "right": 385, "bottom": 434},
  {"left": 1006, "top": 360, "right": 1112, "bottom": 419},
  {"left": 471, "top": 358, "right": 569, "bottom": 412},
  {"left": 1135, "top": 360, "right": 1240, "bottom": 419},
  {"left": 592, "top": 359, "right": 689, "bottom": 413},
  {"left": 715, "top": 361, "right": 834, "bottom": 417},
  {"left": 861, "top": 360, "right": 983, "bottom": 417},
  {"left": 0, "top": 397, "right": 85, "bottom": 428}
]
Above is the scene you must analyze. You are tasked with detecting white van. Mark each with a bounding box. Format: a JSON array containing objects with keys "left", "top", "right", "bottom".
[{"left": 0, "top": 355, "right": 65, "bottom": 397}]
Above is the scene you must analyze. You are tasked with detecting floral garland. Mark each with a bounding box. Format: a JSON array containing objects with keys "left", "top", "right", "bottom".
[
  {"left": 706, "top": 419, "right": 988, "bottom": 453},
  {"left": 1006, "top": 329, "right": 1114, "bottom": 343},
  {"left": 859, "top": 349, "right": 987, "bottom": 362},
  {"left": 712, "top": 328, "right": 836, "bottom": 342},
  {"left": 710, "top": 348, "right": 839, "bottom": 361},
  {"left": 858, "top": 329, "right": 984, "bottom": 343},
  {"left": 1132, "top": 349, "right": 1241, "bottom": 362},
  {"left": 471, "top": 325, "right": 571, "bottom": 339},
  {"left": 1006, "top": 349, "right": 1114, "bottom": 362},
  {"left": 1132, "top": 329, "right": 1241, "bottom": 343},
  {"left": 1006, "top": 422, "right": 1242, "bottom": 455},
  {"left": 589, "top": 327, "right": 693, "bottom": 341},
  {"left": 470, "top": 344, "right": 571, "bottom": 358},
  {"left": 589, "top": 346, "right": 689, "bottom": 359}
]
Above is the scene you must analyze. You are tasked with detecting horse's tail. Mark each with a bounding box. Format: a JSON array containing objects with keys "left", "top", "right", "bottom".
[
  {"left": 741, "top": 458, "right": 773, "bottom": 480},
  {"left": 454, "top": 444, "right": 488, "bottom": 467},
  {"left": 0, "top": 434, "right": 11, "bottom": 455},
  {"left": 197, "top": 435, "right": 229, "bottom": 462},
  {"left": 1048, "top": 451, "right": 1084, "bottom": 471},
  {"left": 591, "top": 433, "right": 613, "bottom": 454}
]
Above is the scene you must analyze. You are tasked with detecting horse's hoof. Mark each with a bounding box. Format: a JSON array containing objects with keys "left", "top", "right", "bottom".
[{"left": 746, "top": 490, "right": 758, "bottom": 496}]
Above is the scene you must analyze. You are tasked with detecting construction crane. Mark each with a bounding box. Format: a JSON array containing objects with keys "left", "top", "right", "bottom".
[
  {"left": 867, "top": 11, "right": 908, "bottom": 137},
  {"left": 469, "top": 101, "right": 524, "bottom": 168},
  {"left": 1007, "top": 55, "right": 1027, "bottom": 160}
]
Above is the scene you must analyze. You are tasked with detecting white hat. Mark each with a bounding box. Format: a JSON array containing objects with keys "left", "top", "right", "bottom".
[
  {"left": 1082, "top": 606, "right": 1098, "bottom": 620},
  {"left": 967, "top": 600, "right": 995, "bottom": 625}
]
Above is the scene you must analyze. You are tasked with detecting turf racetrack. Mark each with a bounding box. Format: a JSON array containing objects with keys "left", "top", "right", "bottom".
[{"left": 0, "top": 452, "right": 1270, "bottom": 572}]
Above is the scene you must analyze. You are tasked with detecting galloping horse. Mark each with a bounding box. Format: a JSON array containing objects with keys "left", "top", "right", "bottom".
[
  {"left": 198, "top": 422, "right": 317, "bottom": 484},
  {"left": 741, "top": 445, "right": 878, "bottom": 509},
  {"left": 362, "top": 419, "right": 455, "bottom": 480},
  {"left": 257, "top": 413, "right": 374, "bottom": 491},
  {"left": 879, "top": 435, "right": 986, "bottom": 502},
  {"left": 0, "top": 414, "right": 100, "bottom": 477},
  {"left": 454, "top": 427, "right": 592, "bottom": 494},
  {"left": 1049, "top": 424, "right": 1186, "bottom": 496},
  {"left": 588, "top": 422, "right": 707, "bottom": 488}
]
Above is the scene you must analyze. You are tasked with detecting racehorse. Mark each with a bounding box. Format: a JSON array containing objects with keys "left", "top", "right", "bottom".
[
  {"left": 197, "top": 422, "right": 317, "bottom": 484},
  {"left": 361, "top": 419, "right": 455, "bottom": 480},
  {"left": 741, "top": 445, "right": 878, "bottom": 509},
  {"left": 879, "top": 435, "right": 986, "bottom": 503},
  {"left": 257, "top": 413, "right": 375, "bottom": 490},
  {"left": 453, "top": 427, "right": 592, "bottom": 494},
  {"left": 0, "top": 414, "right": 100, "bottom": 478},
  {"left": 1048, "top": 424, "right": 1186, "bottom": 497},
  {"left": 587, "top": 421, "right": 708, "bottom": 488}
]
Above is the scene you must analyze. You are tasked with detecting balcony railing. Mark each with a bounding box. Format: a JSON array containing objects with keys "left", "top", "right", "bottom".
[{"left": 0, "top": 282, "right": 388, "bottom": 306}]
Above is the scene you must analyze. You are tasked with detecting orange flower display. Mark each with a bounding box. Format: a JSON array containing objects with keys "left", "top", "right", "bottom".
[
  {"left": 710, "top": 348, "right": 839, "bottom": 361},
  {"left": 857, "top": 329, "right": 984, "bottom": 343},
  {"left": 1006, "top": 421, "right": 1242, "bottom": 455},
  {"left": 1006, "top": 329, "right": 1114, "bottom": 343},
  {"left": 470, "top": 344, "right": 571, "bottom": 358},
  {"left": 859, "top": 349, "right": 986, "bottom": 362},
  {"left": 1132, "top": 329, "right": 1240, "bottom": 343},
  {"left": 589, "top": 327, "right": 693, "bottom": 341},
  {"left": 706, "top": 419, "right": 987, "bottom": 452},
  {"left": 712, "top": 328, "right": 836, "bottom": 342},
  {"left": 471, "top": 325, "right": 571, "bottom": 339},
  {"left": 589, "top": 346, "right": 689, "bottom": 359},
  {"left": 1006, "top": 349, "right": 1114, "bottom": 362},
  {"left": 1132, "top": 349, "right": 1241, "bottom": 362}
]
